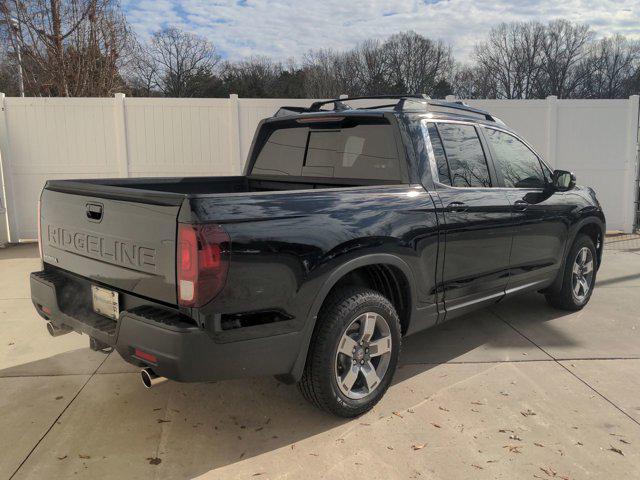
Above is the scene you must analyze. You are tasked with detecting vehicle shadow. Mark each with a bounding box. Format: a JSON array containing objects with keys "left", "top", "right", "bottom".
[{"left": 0, "top": 292, "right": 578, "bottom": 479}]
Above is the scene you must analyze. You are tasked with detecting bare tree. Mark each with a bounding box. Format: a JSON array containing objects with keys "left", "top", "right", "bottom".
[
  {"left": 534, "top": 20, "right": 593, "bottom": 98},
  {"left": 474, "top": 22, "right": 545, "bottom": 99},
  {"left": 135, "top": 27, "right": 220, "bottom": 97},
  {"left": 578, "top": 35, "right": 640, "bottom": 98},
  {"left": 383, "top": 31, "right": 453, "bottom": 94},
  {"left": 0, "top": 0, "right": 133, "bottom": 96},
  {"left": 452, "top": 64, "right": 498, "bottom": 99}
]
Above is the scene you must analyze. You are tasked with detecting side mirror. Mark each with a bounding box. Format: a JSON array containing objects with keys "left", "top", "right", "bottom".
[{"left": 551, "top": 170, "right": 576, "bottom": 191}]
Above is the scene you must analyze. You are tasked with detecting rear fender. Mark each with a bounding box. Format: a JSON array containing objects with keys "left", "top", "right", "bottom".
[{"left": 284, "top": 253, "right": 416, "bottom": 383}]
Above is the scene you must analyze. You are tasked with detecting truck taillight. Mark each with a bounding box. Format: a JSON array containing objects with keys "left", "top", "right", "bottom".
[
  {"left": 177, "top": 224, "right": 230, "bottom": 308},
  {"left": 37, "top": 200, "right": 43, "bottom": 259}
]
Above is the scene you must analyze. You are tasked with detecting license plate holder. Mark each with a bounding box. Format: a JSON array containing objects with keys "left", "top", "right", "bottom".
[{"left": 91, "top": 285, "right": 120, "bottom": 320}]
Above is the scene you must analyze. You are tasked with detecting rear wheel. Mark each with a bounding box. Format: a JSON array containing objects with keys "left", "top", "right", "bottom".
[
  {"left": 545, "top": 234, "right": 597, "bottom": 311},
  {"left": 298, "top": 287, "right": 401, "bottom": 417}
]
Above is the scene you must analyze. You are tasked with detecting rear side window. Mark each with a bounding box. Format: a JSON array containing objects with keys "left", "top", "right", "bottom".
[
  {"left": 251, "top": 121, "right": 401, "bottom": 182},
  {"left": 436, "top": 123, "right": 491, "bottom": 188},
  {"left": 485, "top": 129, "right": 546, "bottom": 188},
  {"left": 427, "top": 123, "right": 452, "bottom": 186}
]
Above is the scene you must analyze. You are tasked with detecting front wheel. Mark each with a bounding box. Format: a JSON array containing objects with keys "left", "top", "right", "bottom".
[
  {"left": 546, "top": 234, "right": 597, "bottom": 311},
  {"left": 298, "top": 288, "right": 401, "bottom": 417}
]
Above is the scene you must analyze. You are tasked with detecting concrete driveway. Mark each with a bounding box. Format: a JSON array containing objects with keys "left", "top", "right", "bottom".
[{"left": 1, "top": 241, "right": 639, "bottom": 479}]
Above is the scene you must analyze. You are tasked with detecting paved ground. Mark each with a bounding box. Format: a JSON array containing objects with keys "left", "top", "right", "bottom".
[{"left": 1, "top": 241, "right": 639, "bottom": 479}]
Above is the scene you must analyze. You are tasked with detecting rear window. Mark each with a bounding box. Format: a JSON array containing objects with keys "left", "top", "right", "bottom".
[{"left": 250, "top": 120, "right": 402, "bottom": 182}]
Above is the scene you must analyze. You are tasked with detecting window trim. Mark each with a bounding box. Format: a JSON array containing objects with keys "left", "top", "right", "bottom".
[{"left": 422, "top": 119, "right": 496, "bottom": 190}]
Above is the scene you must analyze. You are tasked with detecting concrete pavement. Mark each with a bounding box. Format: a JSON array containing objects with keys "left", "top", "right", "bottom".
[{"left": 1, "top": 242, "right": 639, "bottom": 479}]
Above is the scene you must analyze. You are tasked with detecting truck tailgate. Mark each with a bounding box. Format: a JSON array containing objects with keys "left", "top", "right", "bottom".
[{"left": 40, "top": 188, "right": 182, "bottom": 305}]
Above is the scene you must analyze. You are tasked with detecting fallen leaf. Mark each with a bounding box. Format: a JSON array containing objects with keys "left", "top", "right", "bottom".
[
  {"left": 57, "top": 455, "right": 67, "bottom": 460},
  {"left": 608, "top": 445, "right": 624, "bottom": 456},
  {"left": 78, "top": 454, "right": 91, "bottom": 459},
  {"left": 147, "top": 457, "right": 162, "bottom": 465},
  {"left": 540, "top": 466, "right": 556, "bottom": 477},
  {"left": 412, "top": 443, "right": 427, "bottom": 451},
  {"left": 431, "top": 422, "right": 441, "bottom": 428},
  {"left": 503, "top": 445, "right": 522, "bottom": 454}
]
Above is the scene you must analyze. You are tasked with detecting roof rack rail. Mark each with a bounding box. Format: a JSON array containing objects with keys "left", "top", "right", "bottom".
[{"left": 273, "top": 95, "right": 502, "bottom": 124}]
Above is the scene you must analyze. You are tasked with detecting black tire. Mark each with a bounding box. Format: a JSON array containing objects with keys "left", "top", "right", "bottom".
[
  {"left": 545, "top": 234, "right": 597, "bottom": 311},
  {"left": 298, "top": 287, "right": 401, "bottom": 417}
]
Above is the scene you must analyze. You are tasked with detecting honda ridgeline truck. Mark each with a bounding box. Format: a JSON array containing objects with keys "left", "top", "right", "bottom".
[{"left": 31, "top": 95, "right": 605, "bottom": 417}]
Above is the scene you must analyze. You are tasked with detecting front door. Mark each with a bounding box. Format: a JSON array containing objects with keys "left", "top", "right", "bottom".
[{"left": 480, "top": 127, "right": 571, "bottom": 293}]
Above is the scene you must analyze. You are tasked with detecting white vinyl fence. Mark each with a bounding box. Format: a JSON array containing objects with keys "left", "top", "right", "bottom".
[{"left": 0, "top": 93, "right": 638, "bottom": 242}]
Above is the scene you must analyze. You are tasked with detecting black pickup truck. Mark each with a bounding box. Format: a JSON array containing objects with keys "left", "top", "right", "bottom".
[{"left": 31, "top": 95, "right": 605, "bottom": 417}]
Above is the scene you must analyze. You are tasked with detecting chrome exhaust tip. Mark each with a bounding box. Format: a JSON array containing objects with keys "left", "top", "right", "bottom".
[
  {"left": 141, "top": 368, "right": 168, "bottom": 388},
  {"left": 47, "top": 322, "right": 72, "bottom": 337}
]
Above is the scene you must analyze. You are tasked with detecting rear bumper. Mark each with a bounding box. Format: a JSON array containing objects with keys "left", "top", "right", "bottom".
[{"left": 30, "top": 269, "right": 303, "bottom": 382}]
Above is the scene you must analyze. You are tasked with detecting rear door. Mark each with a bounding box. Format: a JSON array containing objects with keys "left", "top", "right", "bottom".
[
  {"left": 425, "top": 121, "right": 513, "bottom": 319},
  {"left": 40, "top": 188, "right": 182, "bottom": 304},
  {"left": 481, "top": 127, "right": 570, "bottom": 292}
]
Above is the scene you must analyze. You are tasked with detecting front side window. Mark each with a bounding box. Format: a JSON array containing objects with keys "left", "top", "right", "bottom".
[
  {"left": 485, "top": 128, "right": 546, "bottom": 188},
  {"left": 437, "top": 123, "right": 491, "bottom": 188}
]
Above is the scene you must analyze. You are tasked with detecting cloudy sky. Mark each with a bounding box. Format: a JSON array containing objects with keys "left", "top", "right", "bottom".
[{"left": 122, "top": 0, "right": 640, "bottom": 61}]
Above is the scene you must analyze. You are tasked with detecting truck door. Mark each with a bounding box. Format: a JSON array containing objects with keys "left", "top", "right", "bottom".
[
  {"left": 425, "top": 121, "right": 512, "bottom": 320},
  {"left": 481, "top": 127, "right": 571, "bottom": 293}
]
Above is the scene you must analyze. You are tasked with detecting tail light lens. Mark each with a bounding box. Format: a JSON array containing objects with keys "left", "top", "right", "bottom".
[
  {"left": 37, "top": 200, "right": 43, "bottom": 259},
  {"left": 177, "top": 224, "right": 230, "bottom": 308}
]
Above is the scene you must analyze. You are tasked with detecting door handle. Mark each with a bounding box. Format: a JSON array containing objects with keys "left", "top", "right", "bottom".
[
  {"left": 513, "top": 200, "right": 528, "bottom": 211},
  {"left": 446, "top": 201, "right": 468, "bottom": 213}
]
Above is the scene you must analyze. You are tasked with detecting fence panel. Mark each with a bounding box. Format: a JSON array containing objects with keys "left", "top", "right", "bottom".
[{"left": 0, "top": 94, "right": 637, "bottom": 241}]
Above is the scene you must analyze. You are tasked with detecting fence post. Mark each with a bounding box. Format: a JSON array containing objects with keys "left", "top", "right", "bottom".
[
  {"left": 114, "top": 93, "right": 130, "bottom": 177},
  {"left": 546, "top": 95, "right": 558, "bottom": 168},
  {"left": 0, "top": 92, "right": 18, "bottom": 243},
  {"left": 626, "top": 94, "right": 639, "bottom": 232},
  {"left": 229, "top": 94, "right": 243, "bottom": 173}
]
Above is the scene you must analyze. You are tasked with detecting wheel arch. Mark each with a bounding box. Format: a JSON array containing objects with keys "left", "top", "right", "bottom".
[
  {"left": 286, "top": 254, "right": 416, "bottom": 383},
  {"left": 549, "top": 216, "right": 605, "bottom": 294}
]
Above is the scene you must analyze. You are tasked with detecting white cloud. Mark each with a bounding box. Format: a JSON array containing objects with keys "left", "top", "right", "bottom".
[{"left": 121, "top": 0, "right": 640, "bottom": 62}]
